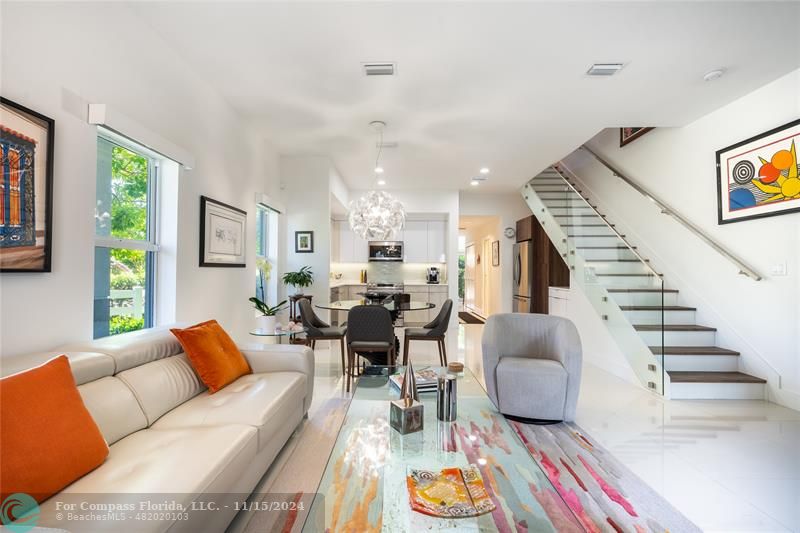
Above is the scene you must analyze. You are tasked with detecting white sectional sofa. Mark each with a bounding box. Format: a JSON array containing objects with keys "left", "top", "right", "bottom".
[{"left": 1, "top": 325, "right": 314, "bottom": 532}]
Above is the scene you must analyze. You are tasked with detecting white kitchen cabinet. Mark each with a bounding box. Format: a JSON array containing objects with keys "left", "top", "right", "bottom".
[
  {"left": 404, "top": 286, "right": 430, "bottom": 325},
  {"left": 336, "top": 221, "right": 355, "bottom": 263},
  {"left": 353, "top": 233, "right": 369, "bottom": 263},
  {"left": 427, "top": 285, "right": 449, "bottom": 322},
  {"left": 427, "top": 220, "right": 447, "bottom": 263},
  {"left": 403, "top": 221, "right": 428, "bottom": 263},
  {"left": 330, "top": 220, "right": 340, "bottom": 262}
]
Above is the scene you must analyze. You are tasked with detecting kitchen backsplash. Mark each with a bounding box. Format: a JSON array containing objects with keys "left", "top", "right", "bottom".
[{"left": 330, "top": 262, "right": 446, "bottom": 284}]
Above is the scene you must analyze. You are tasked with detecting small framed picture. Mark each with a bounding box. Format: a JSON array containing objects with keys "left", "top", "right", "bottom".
[
  {"left": 491, "top": 240, "right": 500, "bottom": 266},
  {"left": 620, "top": 127, "right": 654, "bottom": 147},
  {"left": 200, "top": 196, "right": 246, "bottom": 267},
  {"left": 295, "top": 231, "right": 314, "bottom": 253}
]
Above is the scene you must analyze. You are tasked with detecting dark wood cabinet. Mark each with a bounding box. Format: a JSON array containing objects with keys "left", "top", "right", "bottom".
[
  {"left": 515, "top": 215, "right": 570, "bottom": 314},
  {"left": 515, "top": 216, "right": 533, "bottom": 242}
]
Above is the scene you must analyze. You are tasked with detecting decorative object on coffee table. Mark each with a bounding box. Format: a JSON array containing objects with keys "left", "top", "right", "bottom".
[
  {"left": 199, "top": 196, "right": 246, "bottom": 267},
  {"left": 295, "top": 231, "right": 314, "bottom": 253},
  {"left": 390, "top": 363, "right": 423, "bottom": 434},
  {"left": 407, "top": 466, "right": 495, "bottom": 518},
  {"left": 1, "top": 97, "right": 55, "bottom": 272},
  {"left": 436, "top": 374, "right": 457, "bottom": 422}
]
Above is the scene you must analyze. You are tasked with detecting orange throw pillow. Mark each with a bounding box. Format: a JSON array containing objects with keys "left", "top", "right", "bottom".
[
  {"left": 0, "top": 355, "right": 109, "bottom": 503},
  {"left": 171, "top": 320, "right": 251, "bottom": 393}
]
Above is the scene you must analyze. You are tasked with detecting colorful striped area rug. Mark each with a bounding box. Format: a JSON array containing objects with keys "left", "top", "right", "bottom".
[{"left": 510, "top": 421, "right": 700, "bottom": 533}]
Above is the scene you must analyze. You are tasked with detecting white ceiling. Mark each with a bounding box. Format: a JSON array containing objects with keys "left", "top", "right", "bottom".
[{"left": 132, "top": 1, "right": 800, "bottom": 192}]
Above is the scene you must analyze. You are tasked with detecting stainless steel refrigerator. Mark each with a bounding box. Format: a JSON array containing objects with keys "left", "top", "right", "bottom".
[{"left": 512, "top": 241, "right": 533, "bottom": 313}]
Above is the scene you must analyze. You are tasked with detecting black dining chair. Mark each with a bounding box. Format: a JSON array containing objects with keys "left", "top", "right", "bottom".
[
  {"left": 403, "top": 299, "right": 454, "bottom": 366},
  {"left": 298, "top": 298, "right": 347, "bottom": 375},
  {"left": 345, "top": 305, "right": 397, "bottom": 392}
]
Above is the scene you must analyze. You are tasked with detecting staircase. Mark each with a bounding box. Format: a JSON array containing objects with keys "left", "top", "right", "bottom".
[{"left": 522, "top": 167, "right": 766, "bottom": 400}]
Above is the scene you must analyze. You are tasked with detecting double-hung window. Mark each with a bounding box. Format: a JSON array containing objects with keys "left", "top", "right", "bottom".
[
  {"left": 93, "top": 130, "right": 159, "bottom": 338},
  {"left": 255, "top": 203, "right": 279, "bottom": 305}
]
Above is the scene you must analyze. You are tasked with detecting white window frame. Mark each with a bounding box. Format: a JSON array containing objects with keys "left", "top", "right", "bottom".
[{"left": 95, "top": 128, "right": 162, "bottom": 333}]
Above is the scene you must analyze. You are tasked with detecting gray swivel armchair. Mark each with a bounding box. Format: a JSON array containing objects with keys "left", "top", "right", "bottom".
[
  {"left": 481, "top": 313, "right": 582, "bottom": 423},
  {"left": 403, "top": 299, "right": 453, "bottom": 366},
  {"left": 298, "top": 298, "right": 347, "bottom": 375}
]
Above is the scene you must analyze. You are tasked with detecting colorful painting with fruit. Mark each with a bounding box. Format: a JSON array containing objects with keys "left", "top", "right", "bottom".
[{"left": 716, "top": 119, "right": 800, "bottom": 224}]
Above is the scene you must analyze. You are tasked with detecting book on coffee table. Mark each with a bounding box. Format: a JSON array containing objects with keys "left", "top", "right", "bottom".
[{"left": 389, "top": 369, "right": 439, "bottom": 393}]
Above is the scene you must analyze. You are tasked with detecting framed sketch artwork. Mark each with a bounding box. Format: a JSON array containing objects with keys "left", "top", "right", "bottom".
[
  {"left": 491, "top": 240, "right": 500, "bottom": 266},
  {"left": 200, "top": 196, "right": 246, "bottom": 267},
  {"left": 0, "top": 97, "right": 55, "bottom": 272},
  {"left": 295, "top": 231, "right": 314, "bottom": 253},
  {"left": 716, "top": 119, "right": 800, "bottom": 224}
]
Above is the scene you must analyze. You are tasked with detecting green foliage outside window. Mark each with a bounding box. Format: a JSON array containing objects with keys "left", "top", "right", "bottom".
[
  {"left": 109, "top": 146, "right": 148, "bottom": 330},
  {"left": 110, "top": 316, "right": 145, "bottom": 335}
]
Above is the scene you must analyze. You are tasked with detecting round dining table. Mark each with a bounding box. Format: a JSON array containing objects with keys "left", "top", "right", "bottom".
[{"left": 315, "top": 299, "right": 435, "bottom": 313}]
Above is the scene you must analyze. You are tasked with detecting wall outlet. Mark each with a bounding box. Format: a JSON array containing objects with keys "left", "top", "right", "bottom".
[{"left": 769, "top": 262, "right": 787, "bottom": 276}]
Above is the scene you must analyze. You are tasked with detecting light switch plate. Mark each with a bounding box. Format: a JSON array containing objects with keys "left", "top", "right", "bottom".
[{"left": 770, "top": 262, "right": 787, "bottom": 276}]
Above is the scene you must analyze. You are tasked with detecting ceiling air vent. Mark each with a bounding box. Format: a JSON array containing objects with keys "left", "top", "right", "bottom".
[
  {"left": 364, "top": 62, "right": 396, "bottom": 76},
  {"left": 586, "top": 63, "right": 624, "bottom": 76}
]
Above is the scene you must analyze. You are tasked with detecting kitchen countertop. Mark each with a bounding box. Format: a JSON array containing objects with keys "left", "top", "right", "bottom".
[{"left": 329, "top": 281, "right": 447, "bottom": 288}]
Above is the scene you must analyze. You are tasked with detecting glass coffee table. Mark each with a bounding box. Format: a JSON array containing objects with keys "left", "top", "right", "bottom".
[{"left": 302, "top": 366, "right": 581, "bottom": 532}]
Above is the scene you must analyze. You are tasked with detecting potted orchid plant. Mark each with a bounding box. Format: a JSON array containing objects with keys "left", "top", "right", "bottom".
[{"left": 249, "top": 296, "right": 288, "bottom": 332}]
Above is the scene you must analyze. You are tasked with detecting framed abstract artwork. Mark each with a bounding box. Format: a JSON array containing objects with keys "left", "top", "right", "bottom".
[
  {"left": 620, "top": 127, "right": 653, "bottom": 147},
  {"left": 491, "top": 240, "right": 499, "bottom": 266},
  {"left": 199, "top": 195, "right": 246, "bottom": 267},
  {"left": 0, "top": 98, "right": 55, "bottom": 272},
  {"left": 716, "top": 119, "right": 800, "bottom": 224},
  {"left": 295, "top": 231, "right": 314, "bottom": 253}
]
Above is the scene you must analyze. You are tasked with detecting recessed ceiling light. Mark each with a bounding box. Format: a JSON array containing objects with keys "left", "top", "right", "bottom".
[
  {"left": 586, "top": 63, "right": 625, "bottom": 76},
  {"left": 703, "top": 68, "right": 726, "bottom": 82},
  {"left": 377, "top": 179, "right": 386, "bottom": 186},
  {"left": 480, "top": 167, "right": 490, "bottom": 174},
  {"left": 374, "top": 166, "right": 384, "bottom": 174},
  {"left": 470, "top": 179, "right": 480, "bottom": 186}
]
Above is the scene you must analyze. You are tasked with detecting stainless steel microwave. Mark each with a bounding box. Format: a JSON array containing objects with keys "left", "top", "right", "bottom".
[{"left": 368, "top": 241, "right": 403, "bottom": 262}]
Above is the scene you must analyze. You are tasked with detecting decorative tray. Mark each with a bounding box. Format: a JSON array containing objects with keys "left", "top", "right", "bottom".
[{"left": 407, "top": 465, "right": 495, "bottom": 518}]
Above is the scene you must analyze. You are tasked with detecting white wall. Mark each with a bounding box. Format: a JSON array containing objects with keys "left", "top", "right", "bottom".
[
  {"left": 459, "top": 192, "right": 531, "bottom": 314},
  {"left": 280, "top": 156, "right": 334, "bottom": 319},
  {"left": 0, "top": 3, "right": 279, "bottom": 354},
  {"left": 563, "top": 69, "right": 800, "bottom": 408}
]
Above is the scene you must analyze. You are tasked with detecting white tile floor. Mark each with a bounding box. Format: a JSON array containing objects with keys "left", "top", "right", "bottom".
[{"left": 265, "top": 323, "right": 800, "bottom": 533}]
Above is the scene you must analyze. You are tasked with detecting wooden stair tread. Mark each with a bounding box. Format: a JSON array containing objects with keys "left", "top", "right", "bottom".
[
  {"left": 554, "top": 214, "right": 603, "bottom": 217},
  {"left": 650, "top": 346, "right": 739, "bottom": 355},
  {"left": 585, "top": 258, "right": 648, "bottom": 262},
  {"left": 577, "top": 246, "right": 637, "bottom": 249},
  {"left": 596, "top": 273, "right": 660, "bottom": 277},
  {"left": 668, "top": 371, "right": 766, "bottom": 384},
  {"left": 568, "top": 234, "right": 621, "bottom": 237},
  {"left": 634, "top": 324, "right": 716, "bottom": 331},
  {"left": 606, "top": 288, "right": 678, "bottom": 292},
  {"left": 622, "top": 305, "right": 696, "bottom": 311},
  {"left": 559, "top": 224, "right": 613, "bottom": 227}
]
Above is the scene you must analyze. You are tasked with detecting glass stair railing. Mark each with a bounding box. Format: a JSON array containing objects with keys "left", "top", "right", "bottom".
[{"left": 522, "top": 167, "right": 667, "bottom": 395}]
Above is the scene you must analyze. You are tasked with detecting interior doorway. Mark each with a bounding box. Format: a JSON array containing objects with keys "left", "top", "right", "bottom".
[
  {"left": 459, "top": 215, "right": 500, "bottom": 318},
  {"left": 464, "top": 243, "right": 477, "bottom": 314}
]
